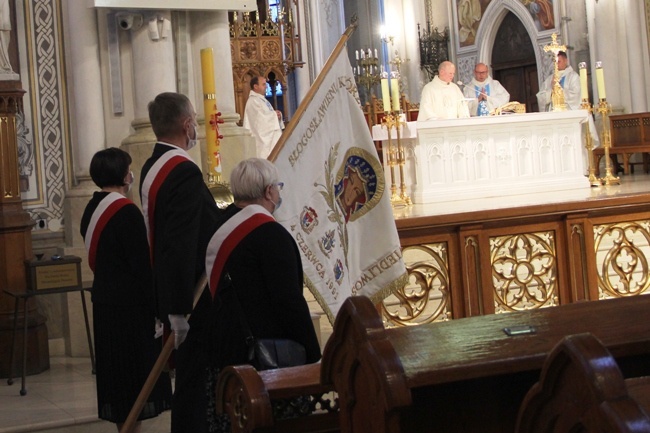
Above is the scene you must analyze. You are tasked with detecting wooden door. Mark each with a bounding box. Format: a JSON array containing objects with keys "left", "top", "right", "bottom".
[{"left": 494, "top": 65, "right": 539, "bottom": 113}]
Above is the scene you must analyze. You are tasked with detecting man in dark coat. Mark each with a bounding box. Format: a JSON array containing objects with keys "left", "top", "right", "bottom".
[{"left": 140, "top": 92, "right": 222, "bottom": 433}]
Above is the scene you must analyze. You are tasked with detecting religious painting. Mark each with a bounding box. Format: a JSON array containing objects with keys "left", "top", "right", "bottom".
[
  {"left": 456, "top": 0, "right": 493, "bottom": 48},
  {"left": 520, "top": 0, "right": 555, "bottom": 32}
]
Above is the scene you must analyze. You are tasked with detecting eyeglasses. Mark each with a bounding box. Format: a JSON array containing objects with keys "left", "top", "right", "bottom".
[{"left": 276, "top": 182, "right": 284, "bottom": 191}]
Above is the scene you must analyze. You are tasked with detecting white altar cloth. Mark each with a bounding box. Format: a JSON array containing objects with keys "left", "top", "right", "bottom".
[{"left": 412, "top": 111, "right": 591, "bottom": 204}]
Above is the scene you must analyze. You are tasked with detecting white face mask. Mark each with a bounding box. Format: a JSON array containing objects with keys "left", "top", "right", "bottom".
[
  {"left": 125, "top": 171, "right": 134, "bottom": 193},
  {"left": 187, "top": 123, "right": 198, "bottom": 150}
]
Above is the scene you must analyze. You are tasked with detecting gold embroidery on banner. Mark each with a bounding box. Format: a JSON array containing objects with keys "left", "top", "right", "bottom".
[
  {"left": 594, "top": 221, "right": 650, "bottom": 299},
  {"left": 491, "top": 232, "right": 559, "bottom": 312}
]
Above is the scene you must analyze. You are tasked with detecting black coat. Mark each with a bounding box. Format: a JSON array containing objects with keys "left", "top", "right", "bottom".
[
  {"left": 211, "top": 204, "right": 322, "bottom": 369},
  {"left": 80, "top": 191, "right": 154, "bottom": 308}
]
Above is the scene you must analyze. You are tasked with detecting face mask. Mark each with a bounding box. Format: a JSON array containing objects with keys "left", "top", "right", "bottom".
[
  {"left": 187, "top": 123, "right": 198, "bottom": 150},
  {"left": 125, "top": 171, "right": 134, "bottom": 192},
  {"left": 270, "top": 197, "right": 282, "bottom": 213}
]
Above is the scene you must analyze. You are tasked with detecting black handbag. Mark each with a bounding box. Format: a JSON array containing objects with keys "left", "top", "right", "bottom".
[
  {"left": 247, "top": 338, "right": 307, "bottom": 371},
  {"left": 229, "top": 273, "right": 307, "bottom": 371}
]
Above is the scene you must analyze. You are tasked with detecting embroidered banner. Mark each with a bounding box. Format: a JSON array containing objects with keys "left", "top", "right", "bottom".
[{"left": 271, "top": 44, "right": 407, "bottom": 323}]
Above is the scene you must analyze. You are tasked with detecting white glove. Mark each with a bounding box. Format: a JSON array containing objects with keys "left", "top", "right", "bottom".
[
  {"left": 154, "top": 318, "right": 163, "bottom": 339},
  {"left": 168, "top": 314, "right": 189, "bottom": 349}
]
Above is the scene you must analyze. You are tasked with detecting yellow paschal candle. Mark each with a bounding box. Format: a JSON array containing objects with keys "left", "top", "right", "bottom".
[
  {"left": 595, "top": 61, "right": 606, "bottom": 100},
  {"left": 381, "top": 78, "right": 390, "bottom": 113},
  {"left": 578, "top": 62, "right": 588, "bottom": 100},
  {"left": 390, "top": 77, "right": 400, "bottom": 112},
  {"left": 200, "top": 48, "right": 221, "bottom": 175}
]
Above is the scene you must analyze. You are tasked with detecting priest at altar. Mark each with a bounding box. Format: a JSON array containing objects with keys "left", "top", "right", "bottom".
[
  {"left": 462, "top": 63, "right": 510, "bottom": 117},
  {"left": 417, "top": 61, "right": 470, "bottom": 121},
  {"left": 536, "top": 51, "right": 581, "bottom": 111}
]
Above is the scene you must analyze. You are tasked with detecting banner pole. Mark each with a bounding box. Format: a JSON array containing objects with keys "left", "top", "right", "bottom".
[
  {"left": 120, "top": 273, "right": 208, "bottom": 433},
  {"left": 268, "top": 16, "right": 359, "bottom": 162}
]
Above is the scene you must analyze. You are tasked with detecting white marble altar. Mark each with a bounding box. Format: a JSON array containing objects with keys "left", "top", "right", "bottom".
[{"left": 411, "top": 111, "right": 591, "bottom": 204}]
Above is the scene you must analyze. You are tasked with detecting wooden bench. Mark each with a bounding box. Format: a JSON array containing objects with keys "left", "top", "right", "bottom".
[
  {"left": 320, "top": 295, "right": 650, "bottom": 433},
  {"left": 516, "top": 333, "right": 650, "bottom": 432},
  {"left": 594, "top": 112, "right": 650, "bottom": 175},
  {"left": 216, "top": 362, "right": 339, "bottom": 433}
]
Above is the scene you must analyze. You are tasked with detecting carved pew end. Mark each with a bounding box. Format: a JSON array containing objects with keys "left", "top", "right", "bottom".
[{"left": 516, "top": 333, "right": 650, "bottom": 433}]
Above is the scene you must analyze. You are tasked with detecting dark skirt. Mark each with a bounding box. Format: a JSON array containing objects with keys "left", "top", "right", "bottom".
[{"left": 93, "top": 303, "right": 172, "bottom": 423}]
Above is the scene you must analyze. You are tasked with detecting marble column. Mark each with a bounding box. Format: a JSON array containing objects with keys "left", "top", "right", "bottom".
[
  {"left": 121, "top": 10, "right": 177, "bottom": 209},
  {"left": 618, "top": 1, "right": 649, "bottom": 113},
  {"left": 58, "top": 0, "right": 107, "bottom": 357},
  {"left": 191, "top": 11, "right": 255, "bottom": 183}
]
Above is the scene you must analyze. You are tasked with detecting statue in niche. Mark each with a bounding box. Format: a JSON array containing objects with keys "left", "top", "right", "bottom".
[{"left": 0, "top": 0, "right": 14, "bottom": 74}]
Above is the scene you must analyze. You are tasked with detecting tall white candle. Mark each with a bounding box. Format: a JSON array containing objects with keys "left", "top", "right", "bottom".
[
  {"left": 595, "top": 61, "right": 606, "bottom": 100},
  {"left": 381, "top": 78, "right": 390, "bottom": 113},
  {"left": 578, "top": 62, "right": 588, "bottom": 100}
]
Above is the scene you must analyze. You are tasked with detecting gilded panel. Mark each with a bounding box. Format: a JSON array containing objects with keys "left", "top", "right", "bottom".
[
  {"left": 381, "top": 243, "right": 452, "bottom": 327},
  {"left": 594, "top": 220, "right": 650, "bottom": 299},
  {"left": 491, "top": 231, "right": 559, "bottom": 312}
]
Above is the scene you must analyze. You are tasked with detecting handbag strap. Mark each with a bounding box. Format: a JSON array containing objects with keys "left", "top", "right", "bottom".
[{"left": 225, "top": 272, "right": 256, "bottom": 346}]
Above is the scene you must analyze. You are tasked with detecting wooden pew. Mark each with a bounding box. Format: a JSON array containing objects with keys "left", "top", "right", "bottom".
[
  {"left": 216, "top": 362, "right": 339, "bottom": 433},
  {"left": 516, "top": 333, "right": 650, "bottom": 432},
  {"left": 320, "top": 295, "right": 650, "bottom": 433}
]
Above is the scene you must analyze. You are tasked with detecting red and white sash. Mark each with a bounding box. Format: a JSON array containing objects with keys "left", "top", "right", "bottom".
[
  {"left": 84, "top": 192, "right": 132, "bottom": 272},
  {"left": 141, "top": 147, "right": 193, "bottom": 252},
  {"left": 205, "top": 205, "right": 274, "bottom": 298}
]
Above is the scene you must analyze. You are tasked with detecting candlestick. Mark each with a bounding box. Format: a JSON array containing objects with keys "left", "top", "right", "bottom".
[
  {"left": 390, "top": 76, "right": 400, "bottom": 112},
  {"left": 578, "top": 62, "right": 588, "bottom": 101},
  {"left": 595, "top": 61, "right": 606, "bottom": 100},
  {"left": 355, "top": 50, "right": 359, "bottom": 60},
  {"left": 200, "top": 48, "right": 222, "bottom": 183},
  {"left": 381, "top": 77, "right": 390, "bottom": 113}
]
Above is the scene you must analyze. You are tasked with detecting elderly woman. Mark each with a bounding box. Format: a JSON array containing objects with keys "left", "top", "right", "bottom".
[
  {"left": 80, "top": 147, "right": 171, "bottom": 433},
  {"left": 205, "top": 158, "right": 321, "bottom": 432}
]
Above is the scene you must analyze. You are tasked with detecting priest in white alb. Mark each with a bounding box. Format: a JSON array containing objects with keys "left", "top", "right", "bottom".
[
  {"left": 536, "top": 51, "right": 581, "bottom": 111},
  {"left": 462, "top": 63, "right": 510, "bottom": 116},
  {"left": 417, "top": 61, "right": 470, "bottom": 121},
  {"left": 243, "top": 76, "right": 285, "bottom": 158}
]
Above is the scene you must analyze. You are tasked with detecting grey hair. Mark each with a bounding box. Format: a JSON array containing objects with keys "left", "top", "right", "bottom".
[{"left": 230, "top": 158, "right": 279, "bottom": 201}]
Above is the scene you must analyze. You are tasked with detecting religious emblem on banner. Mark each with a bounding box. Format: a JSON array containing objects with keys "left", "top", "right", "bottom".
[
  {"left": 318, "top": 229, "right": 336, "bottom": 258},
  {"left": 300, "top": 206, "right": 319, "bottom": 234},
  {"left": 316, "top": 143, "right": 385, "bottom": 271}
]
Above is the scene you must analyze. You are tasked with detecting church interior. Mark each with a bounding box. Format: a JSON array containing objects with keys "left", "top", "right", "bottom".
[{"left": 2, "top": 0, "right": 650, "bottom": 431}]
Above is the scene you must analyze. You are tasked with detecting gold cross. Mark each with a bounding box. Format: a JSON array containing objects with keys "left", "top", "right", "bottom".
[
  {"left": 543, "top": 33, "right": 567, "bottom": 57},
  {"left": 544, "top": 33, "right": 568, "bottom": 111}
]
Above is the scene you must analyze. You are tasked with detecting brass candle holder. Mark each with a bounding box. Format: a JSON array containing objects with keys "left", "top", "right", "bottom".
[
  {"left": 579, "top": 99, "right": 601, "bottom": 187},
  {"left": 354, "top": 49, "right": 381, "bottom": 103},
  {"left": 595, "top": 99, "right": 620, "bottom": 186},
  {"left": 381, "top": 112, "right": 411, "bottom": 207}
]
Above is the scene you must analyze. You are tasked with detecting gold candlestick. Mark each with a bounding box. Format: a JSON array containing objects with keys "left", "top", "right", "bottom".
[
  {"left": 382, "top": 113, "right": 401, "bottom": 205},
  {"left": 579, "top": 99, "right": 601, "bottom": 187},
  {"left": 394, "top": 115, "right": 411, "bottom": 205},
  {"left": 381, "top": 111, "right": 411, "bottom": 206},
  {"left": 596, "top": 99, "right": 620, "bottom": 185}
]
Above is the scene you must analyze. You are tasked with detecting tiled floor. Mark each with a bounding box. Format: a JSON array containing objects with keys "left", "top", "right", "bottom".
[{"left": 0, "top": 357, "right": 170, "bottom": 433}]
